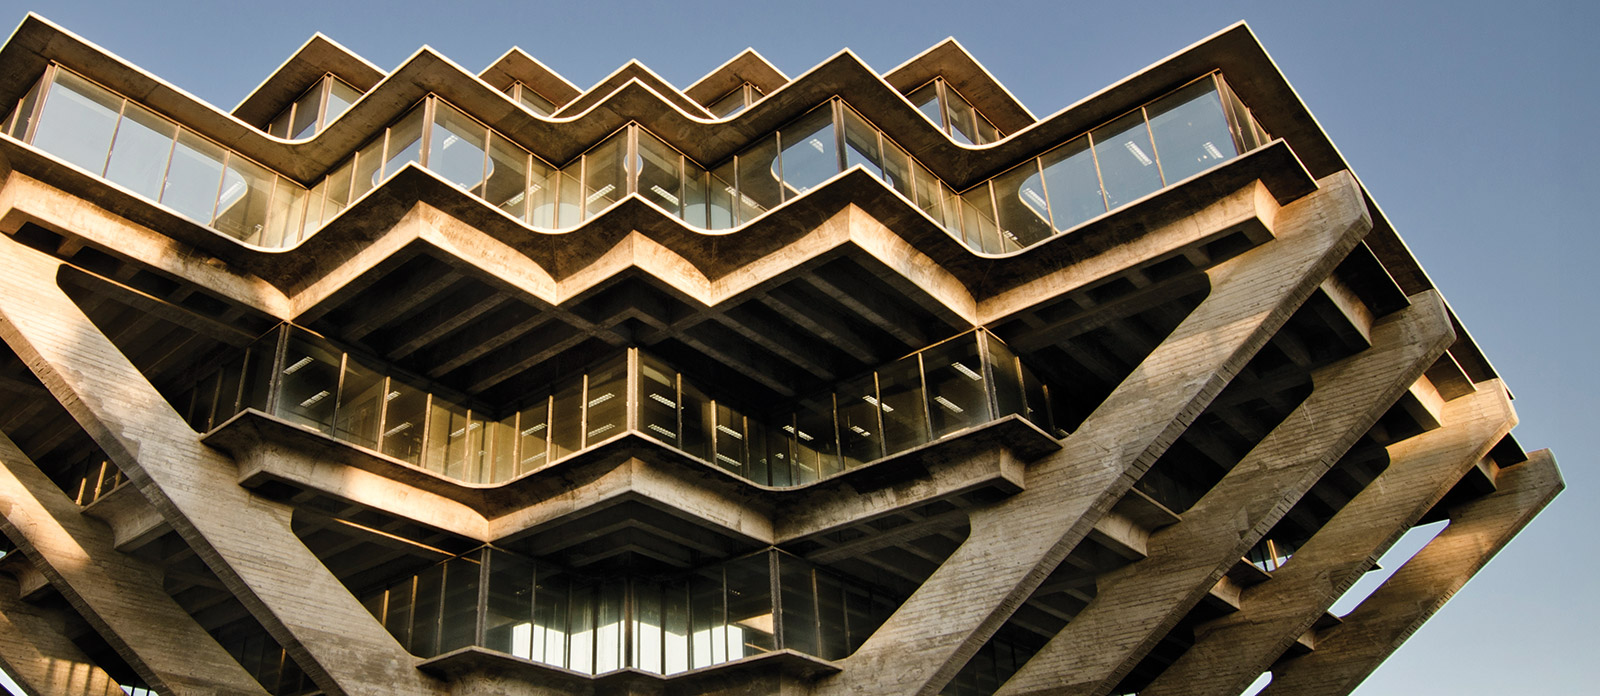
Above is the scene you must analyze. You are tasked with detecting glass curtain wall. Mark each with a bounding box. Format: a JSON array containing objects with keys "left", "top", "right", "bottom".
[
  {"left": 184, "top": 326, "right": 1059, "bottom": 489},
  {"left": 266, "top": 74, "right": 363, "bottom": 139},
  {"left": 905, "top": 78, "right": 1003, "bottom": 146},
  {"left": 361, "top": 548, "right": 894, "bottom": 673}
]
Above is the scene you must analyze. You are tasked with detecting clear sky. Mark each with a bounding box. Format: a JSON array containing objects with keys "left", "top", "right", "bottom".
[{"left": 0, "top": 0, "right": 1591, "bottom": 694}]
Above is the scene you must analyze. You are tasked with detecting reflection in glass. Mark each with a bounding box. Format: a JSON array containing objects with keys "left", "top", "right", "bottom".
[
  {"left": 1093, "top": 110, "right": 1164, "bottom": 208},
  {"left": 737, "top": 134, "right": 781, "bottom": 219},
  {"left": 584, "top": 131, "right": 628, "bottom": 216},
  {"left": 1146, "top": 78, "right": 1236, "bottom": 184},
  {"left": 381, "top": 379, "right": 428, "bottom": 465},
  {"left": 1039, "top": 136, "right": 1105, "bottom": 231},
  {"left": 485, "top": 131, "right": 529, "bottom": 220},
  {"left": 991, "top": 160, "right": 1053, "bottom": 250},
  {"left": 841, "top": 106, "right": 884, "bottom": 179},
  {"left": 779, "top": 105, "right": 837, "bottom": 198},
  {"left": 430, "top": 102, "right": 489, "bottom": 193},
  {"left": 215, "top": 155, "right": 275, "bottom": 243},
  {"left": 276, "top": 331, "right": 341, "bottom": 434},
  {"left": 162, "top": 130, "right": 227, "bottom": 222},
  {"left": 637, "top": 132, "right": 685, "bottom": 216},
  {"left": 32, "top": 70, "right": 121, "bottom": 175},
  {"left": 923, "top": 337, "right": 990, "bottom": 438},
  {"left": 836, "top": 373, "right": 882, "bottom": 469},
  {"left": 335, "top": 357, "right": 383, "bottom": 449},
  {"left": 878, "top": 354, "right": 928, "bottom": 456},
  {"left": 384, "top": 105, "right": 427, "bottom": 178},
  {"left": 103, "top": 101, "right": 176, "bottom": 200}
]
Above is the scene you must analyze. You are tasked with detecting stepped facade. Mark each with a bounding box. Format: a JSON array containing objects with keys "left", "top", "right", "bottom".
[{"left": 0, "top": 14, "right": 1561, "bottom": 696}]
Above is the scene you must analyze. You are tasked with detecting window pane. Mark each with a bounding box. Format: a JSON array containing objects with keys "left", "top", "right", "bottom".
[
  {"left": 794, "top": 395, "right": 838, "bottom": 479},
  {"left": 161, "top": 130, "right": 227, "bottom": 222},
  {"left": 596, "top": 580, "right": 626, "bottom": 673},
  {"left": 384, "top": 104, "right": 427, "bottom": 176},
  {"left": 267, "top": 110, "right": 291, "bottom": 139},
  {"left": 1039, "top": 136, "right": 1105, "bottom": 231},
  {"left": 975, "top": 116, "right": 1001, "bottom": 145},
  {"left": 680, "top": 378, "right": 712, "bottom": 463},
  {"left": 532, "top": 569, "right": 571, "bottom": 668},
  {"left": 708, "top": 87, "right": 747, "bottom": 118},
  {"left": 907, "top": 81, "right": 942, "bottom": 130},
  {"left": 555, "top": 166, "right": 583, "bottom": 227},
  {"left": 986, "top": 333, "right": 1026, "bottom": 419},
  {"left": 9, "top": 75, "right": 44, "bottom": 140},
  {"left": 240, "top": 331, "right": 278, "bottom": 413},
  {"left": 1147, "top": 79, "right": 1236, "bottom": 184},
  {"left": 778, "top": 556, "right": 816, "bottom": 654},
  {"left": 924, "top": 334, "right": 991, "bottom": 437},
  {"left": 322, "top": 160, "right": 353, "bottom": 220},
  {"left": 726, "top": 554, "right": 774, "bottom": 658},
  {"left": 568, "top": 583, "right": 596, "bottom": 674},
  {"left": 277, "top": 330, "right": 341, "bottom": 434},
  {"left": 527, "top": 157, "right": 557, "bottom": 228},
  {"left": 381, "top": 378, "right": 428, "bottom": 465},
  {"left": 681, "top": 164, "right": 708, "bottom": 227},
  {"left": 708, "top": 159, "right": 736, "bottom": 228},
  {"left": 214, "top": 155, "right": 275, "bottom": 244},
  {"left": 712, "top": 402, "right": 747, "bottom": 475},
  {"left": 290, "top": 84, "right": 321, "bottom": 139},
  {"left": 516, "top": 396, "right": 551, "bottom": 474},
  {"left": 261, "top": 180, "right": 307, "bottom": 248},
  {"left": 991, "top": 160, "right": 1053, "bottom": 249},
  {"left": 484, "top": 550, "right": 535, "bottom": 659},
  {"left": 815, "top": 571, "right": 848, "bottom": 660},
  {"left": 840, "top": 106, "right": 884, "bottom": 179},
  {"left": 488, "top": 415, "right": 517, "bottom": 483},
  {"left": 662, "top": 580, "right": 690, "bottom": 674},
  {"left": 326, "top": 78, "right": 361, "bottom": 124},
  {"left": 912, "top": 161, "right": 947, "bottom": 227},
  {"left": 778, "top": 105, "right": 836, "bottom": 198},
  {"left": 386, "top": 578, "right": 414, "bottom": 652},
  {"left": 835, "top": 373, "right": 882, "bottom": 469},
  {"left": 104, "top": 101, "right": 176, "bottom": 200},
  {"left": 637, "top": 130, "right": 684, "bottom": 216},
  {"left": 485, "top": 131, "right": 530, "bottom": 220},
  {"left": 517, "top": 86, "right": 555, "bottom": 117},
  {"left": 943, "top": 88, "right": 979, "bottom": 145},
  {"left": 879, "top": 354, "right": 928, "bottom": 456},
  {"left": 430, "top": 101, "right": 489, "bottom": 193},
  {"left": 959, "top": 185, "right": 1001, "bottom": 253},
  {"left": 583, "top": 130, "right": 627, "bottom": 216},
  {"left": 689, "top": 569, "right": 723, "bottom": 669},
  {"left": 439, "top": 553, "right": 482, "bottom": 653},
  {"left": 1092, "top": 110, "right": 1164, "bottom": 208},
  {"left": 880, "top": 137, "right": 915, "bottom": 199},
  {"left": 585, "top": 354, "right": 627, "bottom": 446},
  {"left": 334, "top": 356, "right": 384, "bottom": 449},
  {"left": 634, "top": 582, "right": 663, "bottom": 673},
  {"left": 424, "top": 397, "right": 469, "bottom": 479},
  {"left": 33, "top": 70, "right": 121, "bottom": 174},
  {"left": 350, "top": 135, "right": 383, "bottom": 200},
  {"left": 550, "top": 375, "right": 583, "bottom": 460},
  {"left": 411, "top": 564, "right": 444, "bottom": 657},
  {"left": 736, "top": 133, "right": 781, "bottom": 219}
]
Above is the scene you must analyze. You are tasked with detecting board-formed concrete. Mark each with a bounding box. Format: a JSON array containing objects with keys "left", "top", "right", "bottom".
[{"left": 0, "top": 14, "right": 1561, "bottom": 696}]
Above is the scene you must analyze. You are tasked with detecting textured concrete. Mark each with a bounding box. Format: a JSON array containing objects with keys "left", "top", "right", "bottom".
[
  {"left": 1260, "top": 449, "right": 1562, "bottom": 696},
  {"left": 0, "top": 572, "right": 124, "bottom": 696},
  {"left": 816, "top": 171, "right": 1370, "bottom": 696},
  {"left": 1139, "top": 380, "right": 1516, "bottom": 696},
  {"left": 994, "top": 289, "right": 1454, "bottom": 696}
]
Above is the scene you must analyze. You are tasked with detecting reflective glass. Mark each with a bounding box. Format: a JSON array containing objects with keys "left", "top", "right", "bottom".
[
  {"left": 350, "top": 136, "right": 383, "bottom": 200},
  {"left": 974, "top": 114, "right": 1001, "bottom": 145},
  {"left": 712, "top": 401, "right": 747, "bottom": 475},
  {"left": 596, "top": 581, "right": 626, "bottom": 673},
  {"left": 33, "top": 71, "right": 121, "bottom": 174},
  {"left": 794, "top": 395, "right": 838, "bottom": 479},
  {"left": 214, "top": 155, "right": 275, "bottom": 243},
  {"left": 527, "top": 159, "right": 558, "bottom": 228},
  {"left": 880, "top": 137, "right": 915, "bottom": 199},
  {"left": 841, "top": 106, "right": 884, "bottom": 179},
  {"left": 746, "top": 423, "right": 771, "bottom": 485},
  {"left": 638, "top": 353, "right": 679, "bottom": 445},
  {"left": 267, "top": 110, "right": 291, "bottom": 138},
  {"left": 943, "top": 88, "right": 979, "bottom": 145},
  {"left": 689, "top": 569, "right": 722, "bottom": 669},
  {"left": 322, "top": 160, "right": 353, "bottom": 220},
  {"left": 439, "top": 553, "right": 482, "bottom": 653},
  {"left": 986, "top": 333, "right": 1026, "bottom": 419},
  {"left": 923, "top": 335, "right": 991, "bottom": 437},
  {"left": 334, "top": 357, "right": 384, "bottom": 449},
  {"left": 485, "top": 131, "right": 529, "bottom": 220},
  {"left": 384, "top": 104, "right": 427, "bottom": 176},
  {"left": 959, "top": 186, "right": 1000, "bottom": 253},
  {"left": 239, "top": 332, "right": 278, "bottom": 413},
  {"left": 680, "top": 378, "right": 712, "bottom": 462},
  {"left": 261, "top": 180, "right": 307, "bottom": 248},
  {"left": 736, "top": 133, "right": 781, "bottom": 219},
  {"left": 489, "top": 415, "right": 517, "bottom": 482},
  {"left": 1147, "top": 79, "right": 1236, "bottom": 184},
  {"left": 550, "top": 375, "right": 583, "bottom": 460},
  {"left": 103, "top": 101, "right": 176, "bottom": 200},
  {"left": 381, "top": 379, "right": 428, "bottom": 465},
  {"left": 289, "top": 85, "right": 321, "bottom": 140},
  {"left": 556, "top": 167, "right": 583, "bottom": 226},
  {"left": 725, "top": 554, "right": 774, "bottom": 658},
  {"left": 516, "top": 396, "right": 551, "bottom": 474},
  {"left": 637, "top": 131, "right": 685, "bottom": 216},
  {"left": 1020, "top": 360, "right": 1054, "bottom": 434},
  {"left": 385, "top": 578, "right": 414, "bottom": 651},
  {"left": 878, "top": 354, "right": 928, "bottom": 456},
  {"left": 532, "top": 570, "right": 571, "bottom": 668},
  {"left": 276, "top": 331, "right": 341, "bottom": 434},
  {"left": 411, "top": 564, "right": 444, "bottom": 657},
  {"left": 913, "top": 161, "right": 948, "bottom": 227},
  {"left": 188, "top": 371, "right": 221, "bottom": 432},
  {"left": 583, "top": 131, "right": 627, "bottom": 216},
  {"left": 663, "top": 579, "right": 691, "bottom": 674},
  {"left": 1093, "top": 110, "right": 1164, "bottom": 208},
  {"left": 907, "top": 81, "right": 942, "bottom": 129},
  {"left": 815, "top": 571, "right": 848, "bottom": 660},
  {"left": 517, "top": 87, "right": 556, "bottom": 117},
  {"left": 681, "top": 165, "right": 709, "bottom": 227},
  {"left": 709, "top": 87, "right": 747, "bottom": 118},
  {"left": 430, "top": 102, "right": 489, "bottom": 193},
  {"left": 161, "top": 130, "right": 227, "bottom": 222},
  {"left": 585, "top": 355, "right": 627, "bottom": 446},
  {"left": 1039, "top": 136, "right": 1106, "bottom": 231},
  {"left": 778, "top": 105, "right": 837, "bottom": 198},
  {"left": 836, "top": 373, "right": 882, "bottom": 469},
  {"left": 569, "top": 582, "right": 596, "bottom": 674},
  {"left": 303, "top": 178, "right": 329, "bottom": 230},
  {"left": 708, "top": 160, "right": 736, "bottom": 228},
  {"left": 326, "top": 78, "right": 361, "bottom": 124},
  {"left": 990, "top": 160, "right": 1053, "bottom": 249},
  {"left": 633, "top": 582, "right": 662, "bottom": 673},
  {"left": 778, "top": 556, "right": 816, "bottom": 654}
]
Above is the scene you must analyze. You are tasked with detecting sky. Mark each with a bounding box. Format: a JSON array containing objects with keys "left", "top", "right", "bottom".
[{"left": 0, "top": 0, "right": 1591, "bottom": 694}]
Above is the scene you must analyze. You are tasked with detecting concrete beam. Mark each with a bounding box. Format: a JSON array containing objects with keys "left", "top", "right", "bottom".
[{"left": 0, "top": 572, "right": 125, "bottom": 696}]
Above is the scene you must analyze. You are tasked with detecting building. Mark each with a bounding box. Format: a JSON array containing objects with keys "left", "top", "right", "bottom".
[{"left": 0, "top": 11, "right": 1562, "bottom": 696}]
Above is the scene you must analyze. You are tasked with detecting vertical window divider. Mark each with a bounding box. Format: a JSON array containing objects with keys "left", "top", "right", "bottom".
[
  {"left": 100, "top": 98, "right": 128, "bottom": 177},
  {"left": 1086, "top": 131, "right": 1110, "bottom": 213},
  {"left": 1142, "top": 106, "right": 1167, "bottom": 187},
  {"left": 934, "top": 78, "right": 949, "bottom": 134},
  {"left": 871, "top": 371, "right": 887, "bottom": 460},
  {"left": 316, "top": 76, "right": 331, "bottom": 134},
  {"left": 475, "top": 549, "right": 490, "bottom": 648},
  {"left": 987, "top": 180, "right": 1004, "bottom": 252},
  {"left": 420, "top": 97, "right": 436, "bottom": 169},
  {"left": 580, "top": 372, "right": 592, "bottom": 448},
  {"left": 626, "top": 124, "right": 639, "bottom": 196},
  {"left": 206, "top": 151, "right": 230, "bottom": 225},
  {"left": 331, "top": 352, "right": 350, "bottom": 435},
  {"left": 420, "top": 392, "right": 436, "bottom": 472},
  {"left": 626, "top": 348, "right": 640, "bottom": 434},
  {"left": 977, "top": 330, "right": 1001, "bottom": 420},
  {"left": 20, "top": 65, "right": 55, "bottom": 144},
  {"left": 769, "top": 551, "right": 784, "bottom": 651},
  {"left": 832, "top": 99, "right": 847, "bottom": 176},
  {"left": 375, "top": 376, "right": 392, "bottom": 452},
  {"left": 1032, "top": 158, "right": 1057, "bottom": 232},
  {"left": 915, "top": 353, "right": 934, "bottom": 443},
  {"left": 265, "top": 326, "right": 288, "bottom": 416}
]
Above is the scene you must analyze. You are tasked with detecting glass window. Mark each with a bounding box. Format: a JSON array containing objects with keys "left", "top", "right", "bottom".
[
  {"left": 515, "top": 84, "right": 556, "bottom": 116},
  {"left": 836, "top": 373, "right": 882, "bottom": 469},
  {"left": 161, "top": 130, "right": 227, "bottom": 223},
  {"left": 488, "top": 415, "right": 517, "bottom": 483},
  {"left": 974, "top": 113, "right": 1001, "bottom": 145},
  {"left": 880, "top": 136, "right": 915, "bottom": 199},
  {"left": 712, "top": 401, "right": 747, "bottom": 475},
  {"left": 334, "top": 356, "right": 384, "bottom": 449},
  {"left": 532, "top": 569, "right": 571, "bottom": 669},
  {"left": 289, "top": 85, "right": 322, "bottom": 140},
  {"left": 322, "top": 159, "right": 353, "bottom": 220},
  {"left": 709, "top": 87, "right": 747, "bottom": 118},
  {"left": 430, "top": 101, "right": 489, "bottom": 193},
  {"left": 485, "top": 131, "right": 530, "bottom": 220},
  {"left": 986, "top": 333, "right": 1026, "bottom": 420},
  {"left": 239, "top": 330, "right": 278, "bottom": 414},
  {"left": 9, "top": 75, "right": 43, "bottom": 140},
  {"left": 267, "top": 110, "right": 291, "bottom": 139},
  {"left": 634, "top": 581, "right": 663, "bottom": 673},
  {"left": 662, "top": 579, "right": 691, "bottom": 674},
  {"left": 326, "top": 78, "right": 361, "bottom": 124},
  {"left": 708, "top": 159, "right": 737, "bottom": 228},
  {"left": 555, "top": 166, "right": 583, "bottom": 227},
  {"left": 959, "top": 185, "right": 1001, "bottom": 253},
  {"left": 923, "top": 335, "right": 991, "bottom": 437},
  {"left": 637, "top": 131, "right": 685, "bottom": 216},
  {"left": 527, "top": 158, "right": 558, "bottom": 228},
  {"left": 596, "top": 580, "right": 626, "bottom": 673},
  {"left": 778, "top": 105, "right": 837, "bottom": 198},
  {"left": 350, "top": 135, "right": 384, "bottom": 201},
  {"left": 725, "top": 554, "right": 774, "bottom": 659},
  {"left": 261, "top": 180, "right": 308, "bottom": 248},
  {"left": 585, "top": 355, "right": 627, "bottom": 446},
  {"left": 411, "top": 564, "right": 444, "bottom": 657},
  {"left": 381, "top": 378, "right": 428, "bottom": 465},
  {"left": 568, "top": 582, "right": 596, "bottom": 674},
  {"left": 912, "top": 161, "right": 949, "bottom": 227},
  {"left": 213, "top": 155, "right": 276, "bottom": 244},
  {"left": 841, "top": 106, "right": 884, "bottom": 179},
  {"left": 483, "top": 550, "right": 534, "bottom": 659},
  {"left": 550, "top": 375, "right": 583, "bottom": 460},
  {"left": 943, "top": 88, "right": 980, "bottom": 146},
  {"left": 1039, "top": 135, "right": 1107, "bottom": 233},
  {"left": 815, "top": 571, "right": 848, "bottom": 660},
  {"left": 689, "top": 569, "right": 723, "bottom": 669},
  {"left": 516, "top": 395, "right": 551, "bottom": 475},
  {"left": 583, "top": 131, "right": 627, "bottom": 217},
  {"left": 737, "top": 133, "right": 781, "bottom": 220},
  {"left": 276, "top": 331, "right": 341, "bottom": 434},
  {"left": 794, "top": 395, "right": 838, "bottom": 479},
  {"left": 681, "top": 164, "right": 709, "bottom": 228},
  {"left": 907, "top": 81, "right": 942, "bottom": 130},
  {"left": 103, "top": 101, "right": 176, "bottom": 200},
  {"left": 680, "top": 378, "right": 712, "bottom": 463},
  {"left": 32, "top": 70, "right": 122, "bottom": 175},
  {"left": 1146, "top": 78, "right": 1236, "bottom": 184},
  {"left": 878, "top": 354, "right": 928, "bottom": 456},
  {"left": 1093, "top": 110, "right": 1164, "bottom": 208},
  {"left": 439, "top": 553, "right": 482, "bottom": 654},
  {"left": 384, "top": 104, "right": 427, "bottom": 177},
  {"left": 778, "top": 555, "right": 816, "bottom": 654},
  {"left": 990, "top": 160, "right": 1053, "bottom": 250},
  {"left": 425, "top": 398, "right": 471, "bottom": 479}
]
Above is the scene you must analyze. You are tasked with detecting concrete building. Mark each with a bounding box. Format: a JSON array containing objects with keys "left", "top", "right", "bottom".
[{"left": 0, "top": 12, "right": 1561, "bottom": 696}]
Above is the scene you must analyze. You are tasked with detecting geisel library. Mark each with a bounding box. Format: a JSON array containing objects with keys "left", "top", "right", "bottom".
[{"left": 0, "top": 11, "right": 1563, "bottom": 696}]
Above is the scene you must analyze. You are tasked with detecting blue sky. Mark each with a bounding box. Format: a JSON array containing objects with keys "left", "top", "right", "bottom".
[{"left": 0, "top": 0, "right": 1591, "bottom": 693}]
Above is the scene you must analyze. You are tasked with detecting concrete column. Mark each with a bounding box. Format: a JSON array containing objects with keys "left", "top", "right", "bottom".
[
  {"left": 1260, "top": 450, "right": 1562, "bottom": 696},
  {"left": 0, "top": 431, "right": 267, "bottom": 695},
  {"left": 994, "top": 289, "right": 1454, "bottom": 696},
  {"left": 0, "top": 572, "right": 124, "bottom": 696},
  {"left": 0, "top": 236, "right": 444, "bottom": 696},
  {"left": 814, "top": 172, "right": 1372, "bottom": 696},
  {"left": 1138, "top": 379, "right": 1516, "bottom": 696}
]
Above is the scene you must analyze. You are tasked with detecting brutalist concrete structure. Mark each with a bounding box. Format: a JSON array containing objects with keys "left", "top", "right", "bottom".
[{"left": 0, "top": 12, "right": 1562, "bottom": 696}]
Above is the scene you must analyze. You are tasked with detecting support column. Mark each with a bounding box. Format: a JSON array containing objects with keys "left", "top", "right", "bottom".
[
  {"left": 1139, "top": 379, "right": 1516, "bottom": 696},
  {"left": 1260, "top": 450, "right": 1562, "bottom": 696},
  {"left": 816, "top": 172, "right": 1371, "bottom": 696},
  {"left": 0, "top": 235, "right": 444, "bottom": 696},
  {"left": 0, "top": 572, "right": 124, "bottom": 696},
  {"left": 0, "top": 431, "right": 266, "bottom": 695},
  {"left": 995, "top": 289, "right": 1453, "bottom": 696}
]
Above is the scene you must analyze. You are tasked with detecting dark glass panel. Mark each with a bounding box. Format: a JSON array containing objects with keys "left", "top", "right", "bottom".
[
  {"left": 637, "top": 354, "right": 679, "bottom": 445},
  {"left": 438, "top": 553, "right": 482, "bottom": 653},
  {"left": 778, "top": 555, "right": 816, "bottom": 654},
  {"left": 334, "top": 357, "right": 383, "bottom": 449},
  {"left": 662, "top": 579, "right": 690, "bottom": 674},
  {"left": 794, "top": 395, "right": 838, "bottom": 480},
  {"left": 923, "top": 335, "right": 991, "bottom": 437},
  {"left": 777, "top": 105, "right": 837, "bottom": 198},
  {"left": 1019, "top": 360, "right": 1054, "bottom": 435},
  {"left": 33, "top": 70, "right": 121, "bottom": 174},
  {"left": 532, "top": 569, "right": 571, "bottom": 668},
  {"left": 549, "top": 375, "right": 583, "bottom": 460},
  {"left": 596, "top": 580, "right": 626, "bottom": 673},
  {"left": 161, "top": 130, "right": 226, "bottom": 223},
  {"left": 746, "top": 421, "right": 771, "bottom": 485},
  {"left": 836, "top": 373, "right": 882, "bottom": 469},
  {"left": 766, "top": 418, "right": 795, "bottom": 487},
  {"left": 680, "top": 378, "right": 712, "bottom": 463},
  {"left": 725, "top": 554, "right": 775, "bottom": 658},
  {"left": 583, "top": 131, "right": 627, "bottom": 216},
  {"left": 1092, "top": 110, "right": 1164, "bottom": 208},
  {"left": 486, "top": 132, "right": 530, "bottom": 220},
  {"left": 517, "top": 396, "right": 551, "bottom": 474},
  {"left": 689, "top": 568, "right": 723, "bottom": 669},
  {"left": 277, "top": 331, "right": 341, "bottom": 434},
  {"left": 104, "top": 101, "right": 176, "bottom": 200},
  {"left": 1146, "top": 79, "right": 1236, "bottom": 184},
  {"left": 638, "top": 131, "right": 685, "bottom": 216},
  {"left": 815, "top": 571, "right": 848, "bottom": 660},
  {"left": 713, "top": 401, "right": 747, "bottom": 475},
  {"left": 189, "top": 370, "right": 220, "bottom": 432},
  {"left": 736, "top": 133, "right": 781, "bottom": 219},
  {"left": 411, "top": 564, "right": 444, "bottom": 657},
  {"left": 878, "top": 354, "right": 928, "bottom": 456},
  {"left": 986, "top": 333, "right": 1026, "bottom": 419},
  {"left": 568, "top": 582, "right": 596, "bottom": 674},
  {"left": 991, "top": 160, "right": 1053, "bottom": 249},
  {"left": 385, "top": 579, "right": 414, "bottom": 652},
  {"left": 633, "top": 581, "right": 663, "bottom": 673},
  {"left": 1039, "top": 136, "right": 1105, "bottom": 231},
  {"left": 240, "top": 332, "right": 278, "bottom": 413},
  {"left": 429, "top": 101, "right": 489, "bottom": 193},
  {"left": 381, "top": 379, "right": 428, "bottom": 465},
  {"left": 585, "top": 354, "right": 627, "bottom": 446}
]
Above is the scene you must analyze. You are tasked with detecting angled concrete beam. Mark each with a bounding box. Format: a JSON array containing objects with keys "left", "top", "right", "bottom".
[
  {"left": 0, "top": 572, "right": 125, "bottom": 696},
  {"left": 0, "top": 236, "right": 445, "bottom": 696},
  {"left": 1139, "top": 378, "right": 1517, "bottom": 696},
  {"left": 1260, "top": 450, "right": 1562, "bottom": 696},
  {"left": 815, "top": 172, "right": 1371, "bottom": 696},
  {"left": 996, "top": 289, "right": 1453, "bottom": 696},
  {"left": 0, "top": 432, "right": 266, "bottom": 695}
]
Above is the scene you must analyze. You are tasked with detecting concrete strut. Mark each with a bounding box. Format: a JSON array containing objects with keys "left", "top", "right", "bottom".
[
  {"left": 0, "top": 572, "right": 125, "bottom": 696},
  {"left": 0, "top": 235, "right": 445, "bottom": 696},
  {"left": 994, "top": 289, "right": 1455, "bottom": 696},
  {"left": 0, "top": 431, "right": 267, "bottom": 695},
  {"left": 1260, "top": 450, "right": 1562, "bottom": 696},
  {"left": 1139, "top": 379, "right": 1517, "bottom": 696},
  {"left": 815, "top": 172, "right": 1371, "bottom": 696}
]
